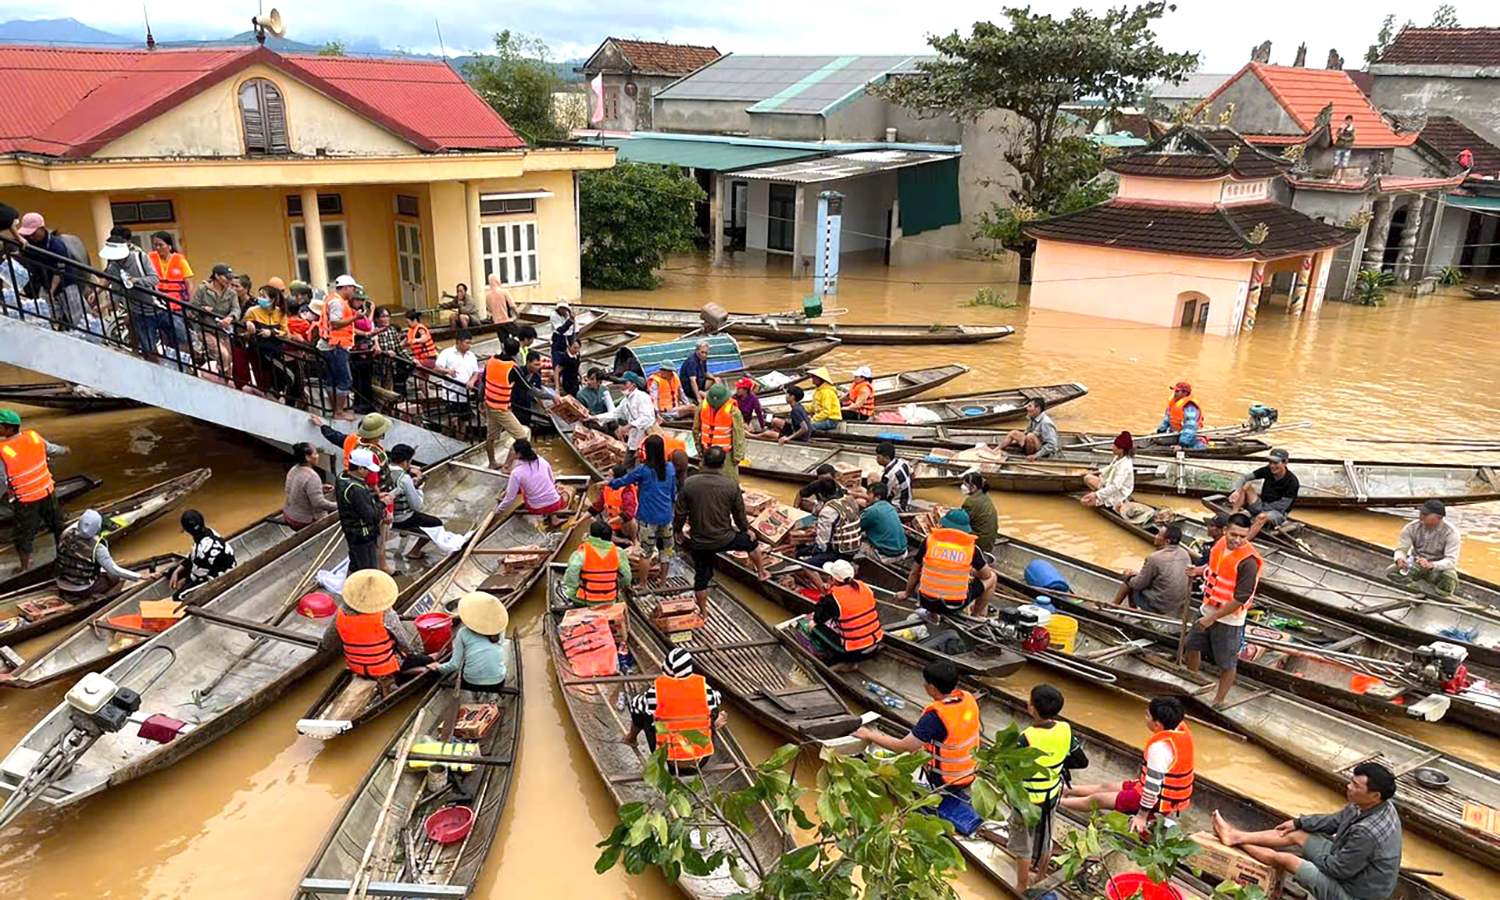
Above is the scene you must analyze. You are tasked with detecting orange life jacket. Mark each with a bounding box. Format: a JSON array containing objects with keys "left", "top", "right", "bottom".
[
  {"left": 601, "top": 485, "right": 629, "bottom": 528},
  {"left": 0, "top": 429, "right": 55, "bottom": 503},
  {"left": 335, "top": 609, "right": 400, "bottom": 678},
  {"left": 484, "top": 358, "right": 515, "bottom": 410},
  {"left": 655, "top": 674, "right": 714, "bottom": 762},
  {"left": 406, "top": 322, "right": 437, "bottom": 365},
  {"left": 562, "top": 618, "right": 619, "bottom": 677},
  {"left": 647, "top": 371, "right": 682, "bottom": 413},
  {"left": 918, "top": 528, "right": 976, "bottom": 610},
  {"left": 829, "top": 581, "right": 883, "bottom": 652},
  {"left": 1138, "top": 724, "right": 1195, "bottom": 814},
  {"left": 341, "top": 433, "right": 387, "bottom": 470},
  {"left": 1167, "top": 395, "right": 1205, "bottom": 432},
  {"left": 923, "top": 690, "right": 981, "bottom": 786},
  {"left": 638, "top": 435, "right": 688, "bottom": 464},
  {"left": 847, "top": 380, "right": 876, "bottom": 416},
  {"left": 697, "top": 400, "right": 735, "bottom": 451},
  {"left": 1204, "top": 538, "right": 1262, "bottom": 613},
  {"left": 148, "top": 250, "right": 189, "bottom": 310},
  {"left": 579, "top": 542, "right": 621, "bottom": 605},
  {"left": 319, "top": 296, "right": 355, "bottom": 349}
]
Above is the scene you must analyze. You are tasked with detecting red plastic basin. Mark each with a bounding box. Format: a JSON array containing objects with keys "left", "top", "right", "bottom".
[
  {"left": 423, "top": 805, "right": 475, "bottom": 844},
  {"left": 414, "top": 612, "right": 454, "bottom": 654},
  {"left": 1106, "top": 873, "right": 1184, "bottom": 900}
]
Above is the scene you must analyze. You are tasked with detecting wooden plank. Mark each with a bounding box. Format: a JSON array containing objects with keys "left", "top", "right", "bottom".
[
  {"left": 1076, "top": 642, "right": 1148, "bottom": 663},
  {"left": 183, "top": 607, "right": 321, "bottom": 648},
  {"left": 385, "top": 751, "right": 513, "bottom": 767},
  {"left": 679, "top": 639, "right": 784, "bottom": 654},
  {"left": 299, "top": 879, "right": 467, "bottom": 898},
  {"left": 1214, "top": 689, "right": 1272, "bottom": 713},
  {"left": 89, "top": 620, "right": 155, "bottom": 638},
  {"left": 1357, "top": 598, "right": 1416, "bottom": 616},
  {"left": 1391, "top": 750, "right": 1444, "bottom": 777}
]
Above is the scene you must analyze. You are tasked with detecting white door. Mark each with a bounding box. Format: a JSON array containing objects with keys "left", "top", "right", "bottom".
[{"left": 394, "top": 221, "right": 424, "bottom": 309}]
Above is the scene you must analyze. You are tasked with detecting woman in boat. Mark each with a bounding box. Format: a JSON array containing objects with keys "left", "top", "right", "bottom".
[
  {"left": 808, "top": 559, "right": 884, "bottom": 664},
  {"left": 283, "top": 441, "right": 338, "bottom": 530},
  {"left": 426, "top": 591, "right": 509, "bottom": 693},
  {"left": 960, "top": 471, "right": 999, "bottom": 555},
  {"left": 323, "top": 569, "right": 431, "bottom": 684},
  {"left": 498, "top": 439, "right": 572, "bottom": 527},
  {"left": 167, "top": 509, "right": 236, "bottom": 592},
  {"left": 54, "top": 509, "right": 151, "bottom": 599},
  {"left": 610, "top": 435, "right": 677, "bottom": 567},
  {"left": 805, "top": 367, "right": 843, "bottom": 433},
  {"left": 841, "top": 365, "right": 876, "bottom": 421},
  {"left": 1080, "top": 431, "right": 1136, "bottom": 510}
]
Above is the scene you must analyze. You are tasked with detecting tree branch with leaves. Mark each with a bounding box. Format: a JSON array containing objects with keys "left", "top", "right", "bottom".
[
  {"left": 464, "top": 31, "right": 567, "bottom": 145},
  {"left": 579, "top": 161, "right": 705, "bottom": 290}
]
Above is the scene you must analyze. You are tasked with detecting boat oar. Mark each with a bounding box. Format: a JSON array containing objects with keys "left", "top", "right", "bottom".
[{"left": 347, "top": 709, "right": 426, "bottom": 900}]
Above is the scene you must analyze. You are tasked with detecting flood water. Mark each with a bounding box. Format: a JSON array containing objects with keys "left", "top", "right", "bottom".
[{"left": 2, "top": 250, "right": 1498, "bottom": 898}]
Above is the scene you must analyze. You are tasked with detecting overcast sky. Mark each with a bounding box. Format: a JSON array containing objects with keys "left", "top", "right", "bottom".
[{"left": 0, "top": 0, "right": 1489, "bottom": 71}]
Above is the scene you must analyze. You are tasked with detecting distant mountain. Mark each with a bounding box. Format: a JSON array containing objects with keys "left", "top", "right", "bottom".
[
  {"left": 0, "top": 17, "right": 132, "bottom": 44},
  {"left": 158, "top": 31, "right": 327, "bottom": 53}
]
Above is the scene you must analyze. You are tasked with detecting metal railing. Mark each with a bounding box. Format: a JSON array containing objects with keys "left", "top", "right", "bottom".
[{"left": 0, "top": 239, "right": 482, "bottom": 441}]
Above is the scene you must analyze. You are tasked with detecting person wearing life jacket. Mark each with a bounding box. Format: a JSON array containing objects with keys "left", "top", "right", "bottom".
[
  {"left": 810, "top": 559, "right": 884, "bottom": 663},
  {"left": 148, "top": 231, "right": 193, "bottom": 349},
  {"left": 1012, "top": 684, "right": 1086, "bottom": 891},
  {"left": 647, "top": 361, "right": 688, "bottom": 417},
  {"left": 563, "top": 518, "right": 634, "bottom": 607},
  {"left": 324, "top": 569, "right": 430, "bottom": 684},
  {"left": 403, "top": 308, "right": 438, "bottom": 368},
  {"left": 53, "top": 509, "right": 150, "bottom": 598},
  {"left": 0, "top": 409, "right": 70, "bottom": 574},
  {"left": 167, "top": 509, "right": 236, "bottom": 592},
  {"left": 626, "top": 648, "right": 725, "bottom": 769},
  {"left": 1064, "top": 697, "right": 1194, "bottom": 834},
  {"left": 319, "top": 274, "right": 362, "bottom": 422},
  {"left": 426, "top": 591, "right": 509, "bottom": 693},
  {"left": 853, "top": 661, "right": 981, "bottom": 814},
  {"left": 897, "top": 509, "right": 999, "bottom": 619},
  {"left": 637, "top": 430, "right": 691, "bottom": 491},
  {"left": 1156, "top": 381, "right": 1208, "bottom": 449},
  {"left": 841, "top": 365, "right": 877, "bottom": 421},
  {"left": 588, "top": 463, "right": 639, "bottom": 544},
  {"left": 481, "top": 339, "right": 531, "bottom": 469},
  {"left": 1184, "top": 511, "right": 1262, "bottom": 705},
  {"left": 692, "top": 383, "right": 745, "bottom": 483},
  {"left": 387, "top": 443, "right": 444, "bottom": 561},
  {"left": 335, "top": 448, "right": 388, "bottom": 574}
]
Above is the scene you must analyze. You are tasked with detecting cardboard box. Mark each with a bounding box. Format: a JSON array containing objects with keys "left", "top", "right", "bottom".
[
  {"left": 560, "top": 603, "right": 628, "bottom": 643},
  {"left": 138, "top": 599, "right": 185, "bottom": 632},
  {"left": 751, "top": 506, "right": 797, "bottom": 545},
  {"left": 552, "top": 394, "right": 590, "bottom": 423},
  {"left": 1188, "top": 831, "right": 1284, "bottom": 900},
  {"left": 832, "top": 462, "right": 865, "bottom": 490},
  {"left": 742, "top": 490, "right": 778, "bottom": 518}
]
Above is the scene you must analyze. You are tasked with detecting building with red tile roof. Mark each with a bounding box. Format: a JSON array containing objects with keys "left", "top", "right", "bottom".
[
  {"left": 0, "top": 43, "right": 613, "bottom": 309},
  {"left": 1198, "top": 63, "right": 1416, "bottom": 148},
  {"left": 578, "top": 38, "right": 724, "bottom": 131}
]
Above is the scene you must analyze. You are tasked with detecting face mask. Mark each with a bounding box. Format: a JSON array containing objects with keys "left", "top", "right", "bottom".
[
  {"left": 960, "top": 483, "right": 974, "bottom": 495},
  {"left": 257, "top": 297, "right": 272, "bottom": 309}
]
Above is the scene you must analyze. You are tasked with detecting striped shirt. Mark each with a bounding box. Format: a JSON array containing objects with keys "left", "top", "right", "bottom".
[
  {"left": 629, "top": 679, "right": 722, "bottom": 717},
  {"left": 882, "top": 458, "right": 913, "bottom": 511}
]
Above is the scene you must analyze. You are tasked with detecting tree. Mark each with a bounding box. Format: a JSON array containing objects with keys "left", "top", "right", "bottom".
[
  {"left": 1365, "top": 13, "right": 1415, "bottom": 63},
  {"left": 464, "top": 31, "right": 566, "bottom": 145},
  {"left": 876, "top": 4, "right": 1197, "bottom": 213},
  {"left": 580, "top": 162, "right": 704, "bottom": 290},
  {"left": 1430, "top": 4, "right": 1460, "bottom": 27},
  {"left": 317, "top": 40, "right": 346, "bottom": 57}
]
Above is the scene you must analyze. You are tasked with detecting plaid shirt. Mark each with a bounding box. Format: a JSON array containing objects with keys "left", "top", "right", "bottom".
[
  {"left": 1296, "top": 800, "right": 1402, "bottom": 900},
  {"left": 373, "top": 325, "right": 409, "bottom": 358}
]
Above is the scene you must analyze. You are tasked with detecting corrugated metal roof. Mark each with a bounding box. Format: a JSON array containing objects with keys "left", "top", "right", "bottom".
[
  {"left": 604, "top": 136, "right": 825, "bottom": 170},
  {"left": 730, "top": 149, "right": 957, "bottom": 184},
  {"left": 656, "top": 54, "right": 920, "bottom": 116}
]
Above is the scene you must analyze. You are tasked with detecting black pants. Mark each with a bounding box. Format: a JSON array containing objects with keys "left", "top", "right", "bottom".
[
  {"left": 689, "top": 532, "right": 757, "bottom": 591},
  {"left": 347, "top": 537, "right": 380, "bottom": 573},
  {"left": 10, "top": 492, "right": 65, "bottom": 555},
  {"left": 843, "top": 411, "right": 870, "bottom": 422},
  {"left": 393, "top": 511, "right": 444, "bottom": 534},
  {"left": 462, "top": 677, "right": 506, "bottom": 693}
]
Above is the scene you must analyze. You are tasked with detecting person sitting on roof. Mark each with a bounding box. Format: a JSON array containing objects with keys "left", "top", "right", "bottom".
[{"left": 842, "top": 366, "right": 877, "bottom": 421}]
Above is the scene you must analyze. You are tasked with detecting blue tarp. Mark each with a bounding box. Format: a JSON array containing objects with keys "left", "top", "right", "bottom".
[
  {"left": 616, "top": 334, "right": 745, "bottom": 377},
  {"left": 1023, "top": 559, "right": 1071, "bottom": 594}
]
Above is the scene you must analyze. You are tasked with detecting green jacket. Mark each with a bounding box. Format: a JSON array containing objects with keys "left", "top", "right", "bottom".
[{"left": 562, "top": 536, "right": 634, "bottom": 603}]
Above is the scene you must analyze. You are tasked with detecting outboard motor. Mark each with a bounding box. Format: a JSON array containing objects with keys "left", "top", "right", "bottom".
[
  {"left": 993, "top": 606, "right": 1051, "bottom": 652},
  {"left": 64, "top": 672, "right": 141, "bottom": 739},
  {"left": 1410, "top": 642, "right": 1471, "bottom": 693},
  {"left": 1247, "top": 404, "right": 1279, "bottom": 432}
]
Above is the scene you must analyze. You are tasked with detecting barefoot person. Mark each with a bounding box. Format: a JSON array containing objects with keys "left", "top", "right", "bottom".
[
  {"left": 1011, "top": 684, "right": 1086, "bottom": 892},
  {"left": 998, "top": 398, "right": 1059, "bottom": 460},
  {"left": 1062, "top": 697, "right": 1193, "bottom": 834},
  {"left": 1228, "top": 448, "right": 1299, "bottom": 541},
  {"left": 1212, "top": 762, "right": 1401, "bottom": 900},
  {"left": 1184, "top": 512, "right": 1261, "bottom": 706}
]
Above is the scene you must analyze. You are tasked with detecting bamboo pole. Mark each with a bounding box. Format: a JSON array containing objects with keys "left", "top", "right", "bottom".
[{"left": 348, "top": 710, "right": 426, "bottom": 900}]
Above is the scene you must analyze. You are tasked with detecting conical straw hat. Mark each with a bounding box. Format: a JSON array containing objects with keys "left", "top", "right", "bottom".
[
  {"left": 457, "top": 591, "right": 509, "bottom": 636},
  {"left": 343, "top": 569, "right": 398, "bottom": 614}
]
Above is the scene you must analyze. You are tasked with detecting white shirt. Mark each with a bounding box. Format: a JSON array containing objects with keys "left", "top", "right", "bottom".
[
  {"left": 435, "top": 347, "right": 480, "bottom": 401},
  {"left": 1094, "top": 455, "right": 1136, "bottom": 508},
  {"left": 608, "top": 388, "right": 657, "bottom": 449}
]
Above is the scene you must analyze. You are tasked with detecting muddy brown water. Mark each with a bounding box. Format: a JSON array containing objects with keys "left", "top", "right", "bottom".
[{"left": 2, "top": 252, "right": 1498, "bottom": 898}]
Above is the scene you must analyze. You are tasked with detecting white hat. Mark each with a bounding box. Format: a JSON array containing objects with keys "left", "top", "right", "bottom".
[
  {"left": 822, "top": 559, "right": 856, "bottom": 582},
  {"left": 308, "top": 297, "right": 326, "bottom": 315},
  {"left": 853, "top": 366, "right": 872, "bottom": 379},
  {"left": 99, "top": 240, "right": 131, "bottom": 261},
  {"left": 555, "top": 296, "right": 571, "bottom": 308},
  {"left": 349, "top": 447, "right": 381, "bottom": 471},
  {"left": 332, "top": 274, "right": 363, "bottom": 290}
]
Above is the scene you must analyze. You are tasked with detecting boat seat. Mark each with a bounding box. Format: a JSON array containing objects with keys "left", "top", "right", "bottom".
[{"left": 324, "top": 677, "right": 381, "bottom": 720}]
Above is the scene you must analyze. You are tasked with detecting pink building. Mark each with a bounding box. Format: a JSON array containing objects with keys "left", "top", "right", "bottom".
[{"left": 1025, "top": 126, "right": 1355, "bottom": 336}]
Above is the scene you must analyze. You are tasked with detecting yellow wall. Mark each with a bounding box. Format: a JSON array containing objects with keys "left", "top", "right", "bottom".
[
  {"left": 96, "top": 63, "right": 417, "bottom": 159},
  {"left": 465, "top": 170, "right": 580, "bottom": 304}
]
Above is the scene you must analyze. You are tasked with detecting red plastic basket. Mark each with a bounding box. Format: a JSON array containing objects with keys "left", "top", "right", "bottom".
[
  {"left": 423, "top": 805, "right": 475, "bottom": 844},
  {"left": 1105, "top": 873, "right": 1184, "bottom": 900}
]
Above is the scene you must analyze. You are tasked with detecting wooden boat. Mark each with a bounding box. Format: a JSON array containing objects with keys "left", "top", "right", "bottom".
[
  {"left": 294, "top": 652, "right": 522, "bottom": 900},
  {"left": 1200, "top": 494, "right": 1500, "bottom": 611},
  {"left": 662, "top": 426, "right": 966, "bottom": 488},
  {"left": 985, "top": 533, "right": 1500, "bottom": 739},
  {"left": 296, "top": 474, "right": 585, "bottom": 740},
  {"left": 542, "top": 576, "right": 794, "bottom": 898},
  {"left": 757, "top": 364, "right": 970, "bottom": 415},
  {"left": 427, "top": 306, "right": 608, "bottom": 343},
  {"left": 0, "top": 468, "right": 212, "bottom": 622},
  {"left": 0, "top": 450, "right": 499, "bottom": 818},
  {"left": 794, "top": 423, "right": 1271, "bottom": 458},
  {"left": 1464, "top": 284, "right": 1500, "bottom": 300},
  {"left": 1060, "top": 429, "right": 1272, "bottom": 458},
  {"left": 760, "top": 381, "right": 1089, "bottom": 434},
  {"left": 519, "top": 301, "right": 1015, "bottom": 345},
  {"left": 473, "top": 328, "right": 638, "bottom": 363},
  {"left": 1099, "top": 499, "right": 1500, "bottom": 670},
  {"left": 0, "top": 381, "right": 142, "bottom": 412},
  {"left": 0, "top": 474, "right": 103, "bottom": 543},
  {"left": 0, "top": 514, "right": 310, "bottom": 688}
]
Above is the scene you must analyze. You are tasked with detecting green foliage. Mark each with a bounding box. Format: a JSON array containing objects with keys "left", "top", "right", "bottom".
[
  {"left": 1366, "top": 13, "right": 1415, "bottom": 63},
  {"left": 1439, "top": 266, "right": 1465, "bottom": 286},
  {"left": 1354, "top": 268, "right": 1395, "bottom": 306},
  {"left": 877, "top": 3, "right": 1197, "bottom": 210},
  {"left": 1430, "top": 4, "right": 1460, "bottom": 27},
  {"left": 464, "top": 31, "right": 567, "bottom": 144},
  {"left": 1053, "top": 810, "right": 1251, "bottom": 899},
  {"left": 972, "top": 204, "right": 1036, "bottom": 254},
  {"left": 580, "top": 161, "right": 705, "bottom": 290},
  {"left": 971, "top": 721, "right": 1047, "bottom": 827},
  {"left": 963, "top": 287, "right": 1017, "bottom": 309},
  {"left": 317, "top": 41, "right": 347, "bottom": 57}
]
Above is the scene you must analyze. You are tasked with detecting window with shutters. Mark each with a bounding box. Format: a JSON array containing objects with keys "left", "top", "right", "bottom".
[
  {"left": 480, "top": 221, "right": 539, "bottom": 286},
  {"left": 239, "top": 78, "right": 290, "bottom": 155}
]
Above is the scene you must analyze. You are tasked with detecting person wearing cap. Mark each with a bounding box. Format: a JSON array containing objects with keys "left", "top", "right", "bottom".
[
  {"left": 1387, "top": 500, "right": 1461, "bottom": 598},
  {"left": 678, "top": 340, "right": 715, "bottom": 407},
  {"left": 0, "top": 409, "right": 70, "bottom": 574},
  {"left": 17, "top": 212, "right": 95, "bottom": 339},
  {"left": 875, "top": 442, "right": 913, "bottom": 511},
  {"left": 53, "top": 508, "right": 152, "bottom": 598},
  {"left": 1114, "top": 523, "right": 1191, "bottom": 616},
  {"left": 597, "top": 371, "right": 657, "bottom": 452},
  {"left": 563, "top": 518, "right": 635, "bottom": 607},
  {"left": 548, "top": 298, "right": 578, "bottom": 359},
  {"left": 842, "top": 366, "right": 877, "bottom": 421},
  {"left": 484, "top": 275, "right": 520, "bottom": 333},
  {"left": 625, "top": 647, "right": 726, "bottom": 768},
  {"left": 693, "top": 383, "right": 746, "bottom": 484},
  {"left": 1229, "top": 449, "right": 1299, "bottom": 541},
  {"left": 810, "top": 559, "right": 885, "bottom": 663},
  {"left": 805, "top": 367, "right": 843, "bottom": 432},
  {"left": 286, "top": 282, "right": 316, "bottom": 342},
  {"left": 999, "top": 398, "right": 1059, "bottom": 460},
  {"left": 647, "top": 360, "right": 689, "bottom": 417},
  {"left": 960, "top": 471, "right": 999, "bottom": 555},
  {"left": 897, "top": 508, "right": 998, "bottom": 619},
  {"left": 675, "top": 446, "right": 771, "bottom": 612},
  {"left": 732, "top": 377, "right": 767, "bottom": 432},
  {"left": 1081, "top": 431, "right": 1136, "bottom": 510},
  {"left": 319, "top": 274, "right": 363, "bottom": 421},
  {"left": 323, "top": 569, "right": 429, "bottom": 684},
  {"left": 1157, "top": 382, "right": 1208, "bottom": 449},
  {"left": 189, "top": 262, "right": 240, "bottom": 371},
  {"left": 799, "top": 472, "right": 862, "bottom": 571},
  {"left": 336, "top": 447, "right": 389, "bottom": 573},
  {"left": 311, "top": 411, "right": 393, "bottom": 481},
  {"left": 99, "top": 228, "right": 170, "bottom": 361},
  {"left": 427, "top": 591, "right": 509, "bottom": 692}
]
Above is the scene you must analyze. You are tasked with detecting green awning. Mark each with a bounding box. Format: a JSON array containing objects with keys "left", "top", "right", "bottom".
[
  {"left": 602, "top": 137, "right": 824, "bottom": 171},
  {"left": 616, "top": 335, "right": 745, "bottom": 377},
  {"left": 1446, "top": 195, "right": 1500, "bottom": 212},
  {"left": 898, "top": 156, "right": 961, "bottom": 236}
]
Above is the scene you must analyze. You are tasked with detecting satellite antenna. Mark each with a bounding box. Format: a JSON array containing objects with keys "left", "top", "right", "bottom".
[{"left": 252, "top": 8, "right": 286, "bottom": 45}]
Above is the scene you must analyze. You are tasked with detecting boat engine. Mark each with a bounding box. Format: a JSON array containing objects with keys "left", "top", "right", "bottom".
[
  {"left": 993, "top": 607, "right": 1052, "bottom": 652},
  {"left": 63, "top": 672, "right": 141, "bottom": 738},
  {"left": 1409, "top": 642, "right": 1471, "bottom": 693},
  {"left": 1247, "top": 405, "right": 1279, "bottom": 432}
]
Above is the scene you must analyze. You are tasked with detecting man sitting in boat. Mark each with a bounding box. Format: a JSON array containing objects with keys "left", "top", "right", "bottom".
[
  {"left": 895, "top": 509, "right": 998, "bottom": 619},
  {"left": 842, "top": 366, "right": 876, "bottom": 421},
  {"left": 424, "top": 591, "right": 509, "bottom": 693},
  {"left": 678, "top": 341, "right": 715, "bottom": 408},
  {"left": 562, "top": 518, "right": 634, "bottom": 607},
  {"left": 1211, "top": 762, "right": 1402, "bottom": 900},
  {"left": 647, "top": 361, "right": 690, "bottom": 419},
  {"left": 859, "top": 482, "right": 909, "bottom": 564},
  {"left": 997, "top": 398, "right": 1059, "bottom": 460},
  {"left": 808, "top": 559, "right": 884, "bottom": 665},
  {"left": 1227, "top": 448, "right": 1299, "bottom": 542},
  {"left": 623, "top": 648, "right": 726, "bottom": 770},
  {"left": 1111, "top": 523, "right": 1190, "bottom": 617},
  {"left": 1387, "top": 499, "right": 1461, "bottom": 599},
  {"left": 166, "top": 510, "right": 236, "bottom": 592},
  {"left": 768, "top": 385, "right": 814, "bottom": 444},
  {"left": 54, "top": 509, "right": 151, "bottom": 599},
  {"left": 321, "top": 569, "right": 432, "bottom": 689},
  {"left": 1062, "top": 696, "right": 1194, "bottom": 834},
  {"left": 1156, "top": 382, "right": 1208, "bottom": 449},
  {"left": 875, "top": 442, "right": 914, "bottom": 512},
  {"left": 798, "top": 479, "right": 863, "bottom": 574},
  {"left": 1184, "top": 512, "right": 1261, "bottom": 706},
  {"left": 734, "top": 377, "right": 768, "bottom": 434}
]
